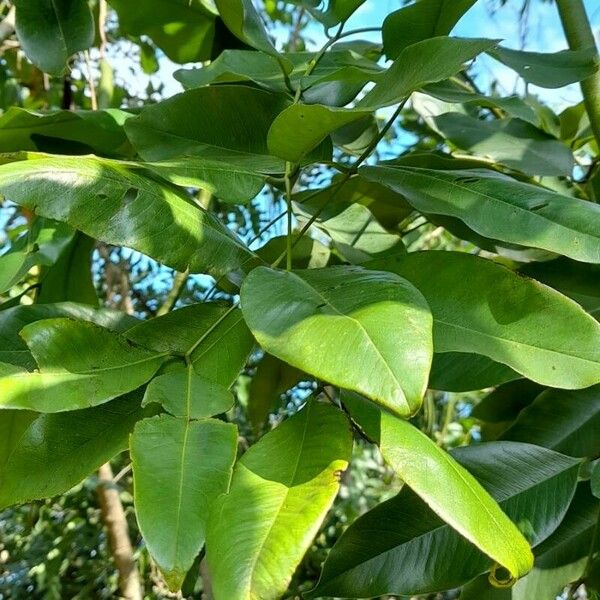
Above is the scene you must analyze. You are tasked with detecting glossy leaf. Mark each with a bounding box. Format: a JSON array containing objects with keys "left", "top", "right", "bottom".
[
  {"left": 380, "top": 251, "right": 600, "bottom": 388},
  {"left": 206, "top": 400, "right": 352, "bottom": 600},
  {"left": 214, "top": 0, "right": 277, "bottom": 56},
  {"left": 0, "top": 392, "right": 145, "bottom": 509},
  {"left": 344, "top": 392, "right": 534, "bottom": 580},
  {"left": 0, "top": 108, "right": 133, "bottom": 157},
  {"left": 107, "top": 0, "right": 219, "bottom": 63},
  {"left": 382, "top": 0, "right": 477, "bottom": 58},
  {"left": 311, "top": 441, "right": 580, "bottom": 598},
  {"left": 131, "top": 415, "right": 237, "bottom": 590},
  {"left": 125, "top": 303, "right": 254, "bottom": 389},
  {"left": 429, "top": 352, "right": 520, "bottom": 392},
  {"left": 125, "top": 86, "right": 329, "bottom": 171},
  {"left": 490, "top": 46, "right": 600, "bottom": 89},
  {"left": 432, "top": 113, "right": 574, "bottom": 176},
  {"left": 144, "top": 157, "right": 266, "bottom": 204},
  {"left": 240, "top": 266, "right": 433, "bottom": 417},
  {"left": 13, "top": 0, "right": 94, "bottom": 75},
  {"left": 0, "top": 318, "right": 164, "bottom": 412},
  {"left": 500, "top": 385, "right": 600, "bottom": 457},
  {"left": 0, "top": 154, "right": 257, "bottom": 277},
  {"left": 0, "top": 302, "right": 136, "bottom": 369},
  {"left": 142, "top": 367, "right": 234, "bottom": 419},
  {"left": 361, "top": 166, "right": 600, "bottom": 263},
  {"left": 592, "top": 463, "right": 600, "bottom": 499}
]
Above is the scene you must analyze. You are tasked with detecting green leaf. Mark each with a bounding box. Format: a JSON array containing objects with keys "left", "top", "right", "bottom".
[
  {"left": 142, "top": 367, "right": 234, "bottom": 419},
  {"left": 0, "top": 301, "right": 136, "bottom": 369},
  {"left": 0, "top": 154, "right": 257, "bottom": 277},
  {"left": 214, "top": 0, "right": 278, "bottom": 56},
  {"left": 511, "top": 483, "right": 599, "bottom": 600},
  {"left": 0, "top": 392, "right": 145, "bottom": 509},
  {"left": 500, "top": 385, "right": 600, "bottom": 458},
  {"left": 107, "top": 0, "right": 219, "bottom": 63},
  {"left": 311, "top": 440, "right": 580, "bottom": 598},
  {"left": 247, "top": 353, "right": 304, "bottom": 434},
  {"left": 267, "top": 37, "right": 496, "bottom": 161},
  {"left": 429, "top": 352, "right": 520, "bottom": 392},
  {"left": 592, "top": 463, "right": 600, "bottom": 499},
  {"left": 379, "top": 251, "right": 600, "bottom": 389},
  {"left": 131, "top": 415, "right": 237, "bottom": 591},
  {"left": 472, "top": 380, "right": 544, "bottom": 424},
  {"left": 0, "top": 108, "right": 133, "bottom": 157},
  {"left": 0, "top": 318, "right": 164, "bottom": 412},
  {"left": 344, "top": 392, "right": 534, "bottom": 580},
  {"left": 431, "top": 113, "right": 574, "bottom": 176},
  {"left": 143, "top": 157, "right": 266, "bottom": 204},
  {"left": 125, "top": 303, "right": 254, "bottom": 389},
  {"left": 382, "top": 0, "right": 477, "bottom": 58},
  {"left": 489, "top": 46, "right": 600, "bottom": 89},
  {"left": 125, "top": 86, "right": 329, "bottom": 171},
  {"left": 240, "top": 266, "right": 432, "bottom": 417},
  {"left": 359, "top": 37, "right": 496, "bottom": 110},
  {"left": 13, "top": 0, "right": 94, "bottom": 75},
  {"left": 520, "top": 258, "right": 600, "bottom": 319},
  {"left": 361, "top": 166, "right": 600, "bottom": 264},
  {"left": 305, "top": 0, "right": 366, "bottom": 27},
  {"left": 206, "top": 400, "right": 352, "bottom": 600}
]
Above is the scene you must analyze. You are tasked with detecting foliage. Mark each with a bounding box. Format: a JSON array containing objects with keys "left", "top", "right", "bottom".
[{"left": 0, "top": 0, "right": 599, "bottom": 599}]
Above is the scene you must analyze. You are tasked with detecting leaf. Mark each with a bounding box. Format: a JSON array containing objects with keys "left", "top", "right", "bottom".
[
  {"left": 0, "top": 301, "right": 136, "bottom": 369},
  {"left": 144, "top": 157, "right": 266, "bottom": 204},
  {"left": 131, "top": 415, "right": 238, "bottom": 590},
  {"left": 428, "top": 352, "right": 520, "bottom": 392},
  {"left": 379, "top": 251, "right": 600, "bottom": 389},
  {"left": 304, "top": 0, "right": 367, "bottom": 27},
  {"left": 214, "top": 0, "right": 278, "bottom": 56},
  {"left": 472, "top": 380, "right": 544, "bottom": 424},
  {"left": 358, "top": 37, "right": 496, "bottom": 110},
  {"left": 311, "top": 440, "right": 580, "bottom": 598},
  {"left": 431, "top": 113, "right": 574, "bottom": 176},
  {"left": 267, "top": 37, "right": 496, "bottom": 161},
  {"left": 0, "top": 392, "right": 145, "bottom": 509},
  {"left": 361, "top": 166, "right": 600, "bottom": 264},
  {"left": 382, "top": 0, "right": 477, "bottom": 58},
  {"left": 125, "top": 303, "right": 254, "bottom": 389},
  {"left": 500, "top": 385, "right": 600, "bottom": 458},
  {"left": 344, "top": 392, "right": 534, "bottom": 580},
  {"left": 13, "top": 0, "right": 94, "bottom": 75},
  {"left": 592, "top": 463, "right": 600, "bottom": 499},
  {"left": 511, "top": 483, "right": 599, "bottom": 600},
  {"left": 489, "top": 46, "right": 600, "bottom": 89},
  {"left": 107, "top": 0, "right": 219, "bottom": 63},
  {"left": 125, "top": 85, "right": 329, "bottom": 171},
  {"left": 0, "top": 108, "right": 133, "bottom": 157},
  {"left": 306, "top": 202, "right": 405, "bottom": 264},
  {"left": 0, "top": 154, "right": 257, "bottom": 277},
  {"left": 206, "top": 400, "right": 352, "bottom": 600},
  {"left": 240, "top": 265, "right": 433, "bottom": 417},
  {"left": 0, "top": 318, "right": 164, "bottom": 412},
  {"left": 520, "top": 258, "right": 600, "bottom": 319},
  {"left": 142, "top": 367, "right": 234, "bottom": 419},
  {"left": 247, "top": 353, "right": 304, "bottom": 434}
]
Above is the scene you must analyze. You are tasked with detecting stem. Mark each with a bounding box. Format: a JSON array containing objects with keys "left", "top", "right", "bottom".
[
  {"left": 556, "top": 0, "right": 600, "bottom": 150},
  {"left": 284, "top": 162, "right": 294, "bottom": 271},
  {"left": 97, "top": 463, "right": 142, "bottom": 600},
  {"left": 156, "top": 269, "right": 188, "bottom": 316}
]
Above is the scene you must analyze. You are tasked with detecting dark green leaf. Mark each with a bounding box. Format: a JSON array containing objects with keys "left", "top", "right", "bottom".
[
  {"left": 361, "top": 166, "right": 600, "bottom": 263},
  {"left": 379, "top": 251, "right": 600, "bottom": 388},
  {"left": 500, "top": 385, "right": 600, "bottom": 458},
  {"left": 0, "top": 392, "right": 145, "bottom": 509},
  {"left": 13, "top": 0, "right": 94, "bottom": 75},
  {"left": 311, "top": 441, "right": 580, "bottom": 598},
  {"left": 206, "top": 400, "right": 352, "bottom": 600},
  {"left": 489, "top": 46, "right": 600, "bottom": 89},
  {"left": 240, "top": 266, "right": 432, "bottom": 417},
  {"left": 382, "top": 0, "right": 477, "bottom": 58}
]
